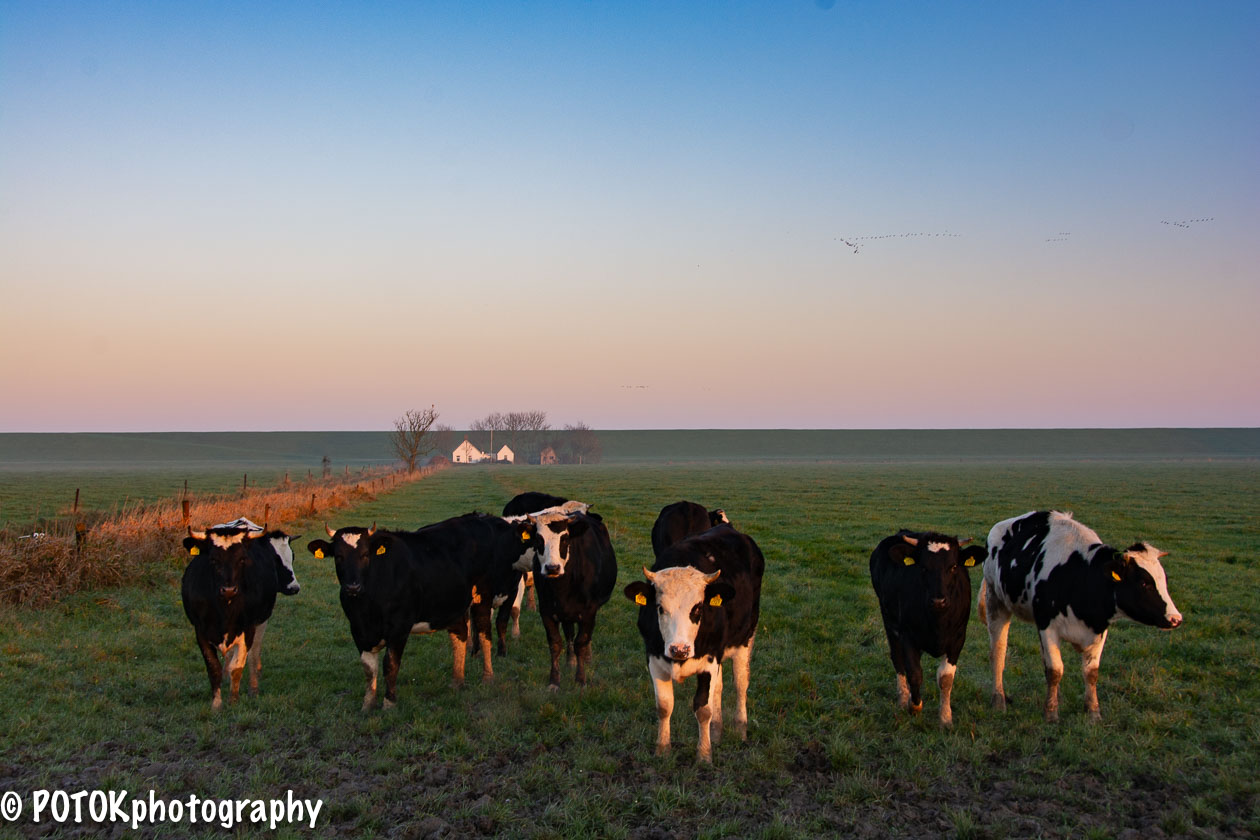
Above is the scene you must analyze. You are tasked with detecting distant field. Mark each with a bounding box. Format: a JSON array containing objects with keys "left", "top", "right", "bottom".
[{"left": 1, "top": 461, "right": 1256, "bottom": 837}]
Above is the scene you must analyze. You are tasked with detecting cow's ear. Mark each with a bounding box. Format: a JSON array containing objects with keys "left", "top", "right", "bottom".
[
  {"left": 960, "top": 546, "right": 985, "bottom": 568},
  {"left": 1105, "top": 549, "right": 1127, "bottom": 582},
  {"left": 888, "top": 540, "right": 917, "bottom": 567},
  {"left": 307, "top": 539, "right": 331, "bottom": 559},
  {"left": 624, "top": 581, "right": 654, "bottom": 606},
  {"left": 182, "top": 537, "right": 201, "bottom": 554},
  {"left": 367, "top": 534, "right": 391, "bottom": 556},
  {"left": 566, "top": 518, "right": 589, "bottom": 537},
  {"left": 705, "top": 579, "right": 736, "bottom": 608}
]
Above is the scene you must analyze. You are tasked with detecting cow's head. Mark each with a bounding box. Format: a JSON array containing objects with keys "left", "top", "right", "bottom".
[
  {"left": 267, "top": 532, "right": 301, "bottom": 595},
  {"left": 624, "top": 566, "right": 735, "bottom": 663},
  {"left": 527, "top": 509, "right": 590, "bottom": 578},
  {"left": 886, "top": 533, "right": 984, "bottom": 612},
  {"left": 1106, "top": 542, "right": 1182, "bottom": 629},
  {"left": 184, "top": 526, "right": 267, "bottom": 601},
  {"left": 504, "top": 515, "right": 543, "bottom": 572},
  {"left": 306, "top": 522, "right": 377, "bottom": 598}
]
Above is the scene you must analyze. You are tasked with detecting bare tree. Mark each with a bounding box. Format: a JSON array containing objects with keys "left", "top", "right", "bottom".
[
  {"left": 472, "top": 409, "right": 550, "bottom": 462},
  {"left": 392, "top": 406, "right": 441, "bottom": 472},
  {"left": 564, "top": 421, "right": 602, "bottom": 464}
]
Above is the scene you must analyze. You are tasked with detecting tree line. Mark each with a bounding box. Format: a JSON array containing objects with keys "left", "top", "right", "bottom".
[{"left": 391, "top": 407, "right": 601, "bottom": 471}]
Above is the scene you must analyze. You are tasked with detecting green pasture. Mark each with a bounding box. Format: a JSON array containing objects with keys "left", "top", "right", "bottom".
[{"left": 1, "top": 462, "right": 1258, "bottom": 838}]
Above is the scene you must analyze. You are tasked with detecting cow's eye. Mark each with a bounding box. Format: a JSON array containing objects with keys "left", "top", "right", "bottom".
[
  {"left": 690, "top": 605, "right": 702, "bottom": 623},
  {"left": 657, "top": 605, "right": 664, "bottom": 615}
]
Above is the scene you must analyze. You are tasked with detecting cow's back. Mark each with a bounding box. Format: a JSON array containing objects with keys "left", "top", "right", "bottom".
[
  {"left": 503, "top": 492, "right": 568, "bottom": 517},
  {"left": 985, "top": 511, "right": 1101, "bottom": 619},
  {"left": 651, "top": 501, "right": 712, "bottom": 557}
]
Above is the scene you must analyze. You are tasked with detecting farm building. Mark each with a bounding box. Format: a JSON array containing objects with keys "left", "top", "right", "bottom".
[
  {"left": 539, "top": 446, "right": 558, "bottom": 465},
  {"left": 496, "top": 445, "right": 515, "bottom": 463},
  {"left": 452, "top": 439, "right": 486, "bottom": 464}
]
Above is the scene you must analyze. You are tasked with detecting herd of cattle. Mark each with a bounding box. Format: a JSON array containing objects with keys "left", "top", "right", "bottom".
[{"left": 180, "top": 495, "right": 1181, "bottom": 762}]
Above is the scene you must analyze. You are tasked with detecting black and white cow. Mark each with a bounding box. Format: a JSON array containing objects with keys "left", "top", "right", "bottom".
[
  {"left": 509, "top": 503, "right": 617, "bottom": 689},
  {"left": 869, "top": 530, "right": 985, "bottom": 726},
  {"left": 980, "top": 510, "right": 1183, "bottom": 722},
  {"left": 181, "top": 524, "right": 296, "bottom": 708},
  {"left": 623, "top": 523, "right": 765, "bottom": 762},
  {"left": 650, "top": 501, "right": 730, "bottom": 558},
  {"left": 501, "top": 492, "right": 571, "bottom": 628}
]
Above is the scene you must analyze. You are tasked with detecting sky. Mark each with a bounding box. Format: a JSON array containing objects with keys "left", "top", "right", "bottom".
[{"left": 1, "top": 1, "right": 1257, "bottom": 432}]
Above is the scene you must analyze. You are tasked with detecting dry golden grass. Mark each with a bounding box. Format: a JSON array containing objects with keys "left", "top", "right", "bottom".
[{"left": 0, "top": 464, "right": 444, "bottom": 607}]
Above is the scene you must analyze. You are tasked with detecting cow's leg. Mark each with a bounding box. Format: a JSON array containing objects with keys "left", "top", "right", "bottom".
[
  {"left": 471, "top": 603, "right": 494, "bottom": 682},
  {"left": 573, "top": 616, "right": 596, "bottom": 686},
  {"left": 540, "top": 613, "right": 564, "bottom": 690},
  {"left": 1081, "top": 632, "right": 1107, "bottom": 721},
  {"left": 1039, "top": 630, "right": 1064, "bottom": 723},
  {"left": 693, "top": 670, "right": 714, "bottom": 764},
  {"left": 360, "top": 646, "right": 381, "bottom": 712},
  {"left": 730, "top": 636, "right": 753, "bottom": 741},
  {"left": 903, "top": 642, "right": 924, "bottom": 714},
  {"left": 447, "top": 620, "right": 468, "bottom": 689},
  {"left": 985, "top": 599, "right": 1014, "bottom": 711},
  {"left": 495, "top": 601, "right": 511, "bottom": 657},
  {"left": 196, "top": 634, "right": 224, "bottom": 710},
  {"left": 382, "top": 635, "right": 408, "bottom": 709},
  {"left": 525, "top": 573, "right": 536, "bottom": 611},
  {"left": 937, "top": 656, "right": 958, "bottom": 728},
  {"left": 882, "top": 619, "right": 911, "bottom": 709},
  {"left": 709, "top": 660, "right": 725, "bottom": 745},
  {"left": 224, "top": 634, "right": 247, "bottom": 703},
  {"left": 246, "top": 621, "right": 266, "bottom": 696},
  {"left": 510, "top": 577, "right": 525, "bottom": 638},
  {"left": 562, "top": 620, "right": 577, "bottom": 667},
  {"left": 651, "top": 666, "right": 674, "bottom": 755}
]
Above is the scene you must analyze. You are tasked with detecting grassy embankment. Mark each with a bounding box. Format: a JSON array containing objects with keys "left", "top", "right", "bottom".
[{"left": 1, "top": 458, "right": 1257, "bottom": 838}]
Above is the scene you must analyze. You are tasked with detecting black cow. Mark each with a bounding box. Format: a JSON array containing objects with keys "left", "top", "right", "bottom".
[
  {"left": 981, "top": 510, "right": 1183, "bottom": 722},
  {"left": 869, "top": 530, "right": 985, "bottom": 727},
  {"left": 501, "top": 491, "right": 571, "bottom": 622},
  {"left": 650, "top": 501, "right": 730, "bottom": 557},
  {"left": 623, "top": 523, "right": 765, "bottom": 762},
  {"left": 181, "top": 525, "right": 297, "bottom": 709},
  {"left": 510, "top": 505, "right": 616, "bottom": 689}
]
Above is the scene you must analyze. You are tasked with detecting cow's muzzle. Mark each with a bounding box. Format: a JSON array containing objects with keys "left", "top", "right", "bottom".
[
  {"left": 218, "top": 586, "right": 239, "bottom": 599},
  {"left": 343, "top": 583, "right": 363, "bottom": 597},
  {"left": 543, "top": 564, "right": 562, "bottom": 578},
  {"left": 931, "top": 597, "right": 949, "bottom": 611},
  {"left": 667, "top": 643, "right": 692, "bottom": 662},
  {"left": 1166, "top": 613, "right": 1183, "bottom": 629}
]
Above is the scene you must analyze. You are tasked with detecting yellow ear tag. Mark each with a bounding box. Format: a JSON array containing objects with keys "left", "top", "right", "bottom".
[
  {"left": 902, "top": 557, "right": 915, "bottom": 566},
  {"left": 189, "top": 546, "right": 199, "bottom": 556},
  {"left": 314, "top": 548, "right": 324, "bottom": 559},
  {"left": 963, "top": 557, "right": 976, "bottom": 567},
  {"left": 635, "top": 593, "right": 647, "bottom": 606},
  {"left": 376, "top": 545, "right": 386, "bottom": 555},
  {"left": 521, "top": 531, "right": 531, "bottom": 542},
  {"left": 709, "top": 594, "right": 722, "bottom": 607},
  {"left": 1111, "top": 570, "right": 1121, "bottom": 581}
]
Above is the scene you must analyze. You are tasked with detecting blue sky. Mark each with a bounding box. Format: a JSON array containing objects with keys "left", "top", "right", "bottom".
[{"left": 1, "top": 1, "right": 1257, "bottom": 431}]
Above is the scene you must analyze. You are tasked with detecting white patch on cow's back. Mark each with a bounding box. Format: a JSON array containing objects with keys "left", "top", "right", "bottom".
[
  {"left": 210, "top": 532, "right": 247, "bottom": 549},
  {"left": 928, "top": 542, "right": 951, "bottom": 553},
  {"left": 340, "top": 532, "right": 362, "bottom": 548},
  {"left": 270, "top": 536, "right": 300, "bottom": 592},
  {"left": 214, "top": 517, "right": 263, "bottom": 532}
]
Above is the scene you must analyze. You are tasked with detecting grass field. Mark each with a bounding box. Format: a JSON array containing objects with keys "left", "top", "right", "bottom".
[{"left": 1, "top": 460, "right": 1257, "bottom": 838}]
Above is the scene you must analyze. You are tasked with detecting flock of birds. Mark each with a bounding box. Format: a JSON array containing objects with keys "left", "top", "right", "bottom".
[{"left": 836, "top": 217, "right": 1214, "bottom": 254}]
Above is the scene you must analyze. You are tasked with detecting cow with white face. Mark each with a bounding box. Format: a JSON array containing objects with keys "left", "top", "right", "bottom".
[
  {"left": 624, "top": 522, "right": 765, "bottom": 763},
  {"left": 980, "top": 510, "right": 1183, "bottom": 722},
  {"left": 509, "top": 502, "right": 614, "bottom": 689}
]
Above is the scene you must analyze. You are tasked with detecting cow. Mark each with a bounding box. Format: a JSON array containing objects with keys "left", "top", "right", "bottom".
[
  {"left": 869, "top": 530, "right": 985, "bottom": 727},
  {"left": 307, "top": 515, "right": 529, "bottom": 710},
  {"left": 623, "top": 523, "right": 765, "bottom": 763},
  {"left": 508, "top": 503, "right": 616, "bottom": 689},
  {"left": 181, "top": 524, "right": 296, "bottom": 709},
  {"left": 980, "top": 510, "right": 1183, "bottom": 722},
  {"left": 650, "top": 501, "right": 730, "bottom": 557},
  {"left": 501, "top": 492, "right": 572, "bottom": 627}
]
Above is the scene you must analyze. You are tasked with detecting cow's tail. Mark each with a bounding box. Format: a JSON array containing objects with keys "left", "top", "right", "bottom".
[{"left": 977, "top": 578, "right": 988, "bottom": 625}]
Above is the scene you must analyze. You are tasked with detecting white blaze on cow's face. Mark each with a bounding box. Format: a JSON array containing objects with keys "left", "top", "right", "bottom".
[
  {"left": 271, "top": 536, "right": 301, "bottom": 594},
  {"left": 340, "top": 532, "right": 362, "bottom": 549},
  {"left": 645, "top": 566, "right": 721, "bottom": 662},
  {"left": 209, "top": 531, "right": 247, "bottom": 550},
  {"left": 530, "top": 511, "right": 581, "bottom": 577}
]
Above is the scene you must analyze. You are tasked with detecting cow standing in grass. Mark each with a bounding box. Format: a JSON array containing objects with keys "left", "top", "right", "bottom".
[
  {"left": 511, "top": 504, "right": 616, "bottom": 689},
  {"left": 181, "top": 524, "right": 297, "bottom": 709},
  {"left": 650, "top": 501, "right": 729, "bottom": 557},
  {"left": 501, "top": 492, "right": 571, "bottom": 632},
  {"left": 869, "top": 530, "right": 985, "bottom": 726},
  {"left": 980, "top": 510, "right": 1183, "bottom": 722},
  {"left": 624, "top": 522, "right": 764, "bottom": 763}
]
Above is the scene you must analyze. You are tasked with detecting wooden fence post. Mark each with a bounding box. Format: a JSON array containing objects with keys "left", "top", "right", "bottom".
[{"left": 181, "top": 499, "right": 191, "bottom": 528}]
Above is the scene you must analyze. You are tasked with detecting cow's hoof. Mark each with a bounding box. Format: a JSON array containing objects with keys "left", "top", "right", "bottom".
[
  {"left": 992, "top": 695, "right": 1007, "bottom": 712},
  {"left": 732, "top": 721, "right": 747, "bottom": 741},
  {"left": 383, "top": 698, "right": 396, "bottom": 710},
  {"left": 482, "top": 673, "right": 495, "bottom": 684},
  {"left": 211, "top": 699, "right": 223, "bottom": 711},
  {"left": 909, "top": 700, "right": 923, "bottom": 714},
  {"left": 1044, "top": 710, "right": 1059, "bottom": 723},
  {"left": 655, "top": 743, "right": 671, "bottom": 757},
  {"left": 696, "top": 752, "right": 713, "bottom": 765},
  {"left": 939, "top": 716, "right": 954, "bottom": 729},
  {"left": 547, "top": 683, "right": 560, "bottom": 693}
]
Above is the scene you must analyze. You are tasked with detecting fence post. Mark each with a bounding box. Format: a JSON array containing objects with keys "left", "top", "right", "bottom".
[{"left": 181, "top": 499, "right": 191, "bottom": 528}]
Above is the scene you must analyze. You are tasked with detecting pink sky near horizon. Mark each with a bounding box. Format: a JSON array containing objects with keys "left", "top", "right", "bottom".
[{"left": 2, "top": 3, "right": 1257, "bottom": 432}]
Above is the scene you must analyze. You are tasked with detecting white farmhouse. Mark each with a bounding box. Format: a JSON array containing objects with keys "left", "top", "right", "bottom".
[
  {"left": 453, "top": 439, "right": 485, "bottom": 464},
  {"left": 496, "top": 445, "right": 515, "bottom": 463}
]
